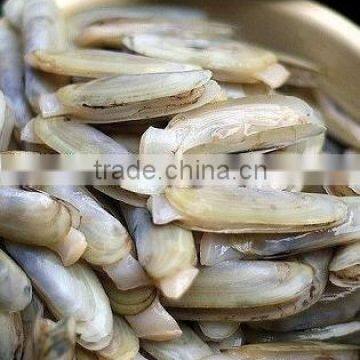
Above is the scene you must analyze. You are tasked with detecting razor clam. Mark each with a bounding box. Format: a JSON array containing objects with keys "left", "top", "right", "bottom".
[
  {"left": 26, "top": 49, "right": 200, "bottom": 79},
  {"left": 0, "top": 312, "right": 24, "bottom": 360},
  {"left": 140, "top": 95, "right": 325, "bottom": 156},
  {"left": 254, "top": 287, "right": 360, "bottom": 332},
  {"left": 120, "top": 204, "right": 198, "bottom": 299},
  {"left": 123, "top": 35, "right": 289, "bottom": 87},
  {"left": 39, "top": 71, "right": 222, "bottom": 122},
  {"left": 141, "top": 323, "right": 213, "bottom": 360},
  {"left": 0, "top": 91, "right": 15, "bottom": 150},
  {"left": 102, "top": 276, "right": 180, "bottom": 341},
  {"left": 20, "top": 117, "right": 52, "bottom": 152},
  {"left": 5, "top": 243, "right": 113, "bottom": 351},
  {"left": 201, "top": 197, "right": 360, "bottom": 262},
  {"left": 149, "top": 187, "right": 348, "bottom": 233},
  {"left": 23, "top": 317, "right": 76, "bottom": 360},
  {"left": 39, "top": 186, "right": 136, "bottom": 289},
  {"left": 126, "top": 297, "right": 182, "bottom": 341},
  {"left": 77, "top": 19, "right": 233, "bottom": 48},
  {"left": 316, "top": 91, "right": 360, "bottom": 150},
  {"left": 165, "top": 250, "right": 330, "bottom": 322},
  {"left": 97, "top": 316, "right": 139, "bottom": 360},
  {"left": 329, "top": 241, "right": 360, "bottom": 288},
  {"left": 224, "top": 342, "right": 359, "bottom": 360},
  {"left": 0, "top": 187, "right": 87, "bottom": 265},
  {"left": 0, "top": 249, "right": 32, "bottom": 312},
  {"left": 23, "top": 0, "right": 69, "bottom": 113},
  {"left": 3, "top": 0, "right": 24, "bottom": 29},
  {"left": 198, "top": 321, "right": 240, "bottom": 343},
  {"left": 33, "top": 118, "right": 163, "bottom": 197},
  {"left": 0, "top": 20, "right": 32, "bottom": 132},
  {"left": 245, "top": 321, "right": 360, "bottom": 345}
]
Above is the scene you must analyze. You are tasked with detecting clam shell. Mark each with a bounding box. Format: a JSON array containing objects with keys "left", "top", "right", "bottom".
[
  {"left": 26, "top": 49, "right": 200, "bottom": 78},
  {"left": 157, "top": 187, "right": 348, "bottom": 233},
  {"left": 123, "top": 35, "right": 289, "bottom": 86}
]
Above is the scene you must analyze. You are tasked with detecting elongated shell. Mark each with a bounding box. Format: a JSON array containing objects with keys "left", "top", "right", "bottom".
[
  {"left": 0, "top": 187, "right": 86, "bottom": 266},
  {"left": 40, "top": 186, "right": 132, "bottom": 266},
  {"left": 0, "top": 312, "right": 24, "bottom": 360},
  {"left": 166, "top": 250, "right": 330, "bottom": 321},
  {"left": 142, "top": 323, "right": 213, "bottom": 360},
  {"left": 40, "top": 71, "right": 222, "bottom": 123},
  {"left": 26, "top": 50, "right": 200, "bottom": 78},
  {"left": 97, "top": 316, "right": 139, "bottom": 360},
  {"left": 0, "top": 91, "right": 15, "bottom": 150},
  {"left": 254, "top": 287, "right": 360, "bottom": 332},
  {"left": 224, "top": 342, "right": 359, "bottom": 360},
  {"left": 151, "top": 187, "right": 348, "bottom": 233},
  {"left": 246, "top": 321, "right": 360, "bottom": 345},
  {"left": 22, "top": 0, "right": 69, "bottom": 112},
  {"left": 121, "top": 205, "right": 198, "bottom": 299},
  {"left": 202, "top": 197, "right": 360, "bottom": 260},
  {"left": 123, "top": 35, "right": 289, "bottom": 87},
  {"left": 5, "top": 243, "right": 113, "bottom": 351},
  {"left": 0, "top": 249, "right": 32, "bottom": 312},
  {"left": 0, "top": 20, "right": 32, "bottom": 131},
  {"left": 77, "top": 19, "right": 233, "bottom": 48},
  {"left": 140, "top": 95, "right": 325, "bottom": 155},
  {"left": 163, "top": 260, "right": 314, "bottom": 309},
  {"left": 330, "top": 241, "right": 360, "bottom": 288}
]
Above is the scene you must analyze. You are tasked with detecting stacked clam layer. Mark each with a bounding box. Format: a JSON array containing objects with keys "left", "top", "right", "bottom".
[{"left": 0, "top": 0, "right": 359, "bottom": 359}]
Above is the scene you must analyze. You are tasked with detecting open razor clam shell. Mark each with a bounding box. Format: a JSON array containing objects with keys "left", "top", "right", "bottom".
[
  {"left": 40, "top": 71, "right": 222, "bottom": 123},
  {"left": 120, "top": 205, "right": 198, "bottom": 299},
  {"left": 165, "top": 250, "right": 330, "bottom": 322},
  {"left": 97, "top": 316, "right": 139, "bottom": 360},
  {"left": 224, "top": 342, "right": 360, "bottom": 360},
  {"left": 0, "top": 91, "right": 15, "bottom": 151},
  {"left": 201, "top": 197, "right": 360, "bottom": 261},
  {"left": 26, "top": 49, "right": 200, "bottom": 79},
  {"left": 5, "top": 243, "right": 113, "bottom": 351},
  {"left": 0, "top": 21, "right": 32, "bottom": 132},
  {"left": 0, "top": 249, "right": 32, "bottom": 312},
  {"left": 316, "top": 92, "right": 360, "bottom": 151},
  {"left": 198, "top": 321, "right": 240, "bottom": 343},
  {"left": 0, "top": 312, "right": 24, "bottom": 360},
  {"left": 123, "top": 35, "right": 289, "bottom": 87},
  {"left": 77, "top": 18, "right": 234, "bottom": 48},
  {"left": 0, "top": 186, "right": 87, "bottom": 266},
  {"left": 140, "top": 95, "right": 325, "bottom": 156},
  {"left": 253, "top": 287, "right": 360, "bottom": 332},
  {"left": 329, "top": 241, "right": 360, "bottom": 288},
  {"left": 150, "top": 187, "right": 348, "bottom": 234},
  {"left": 245, "top": 321, "right": 360, "bottom": 345},
  {"left": 141, "top": 323, "right": 213, "bottom": 360},
  {"left": 125, "top": 297, "right": 182, "bottom": 341},
  {"left": 39, "top": 186, "right": 132, "bottom": 267}
]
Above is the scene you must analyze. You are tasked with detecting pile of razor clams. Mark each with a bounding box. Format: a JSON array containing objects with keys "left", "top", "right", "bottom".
[{"left": 0, "top": 0, "right": 359, "bottom": 359}]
